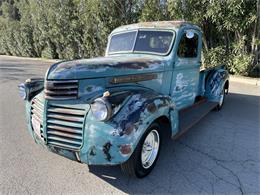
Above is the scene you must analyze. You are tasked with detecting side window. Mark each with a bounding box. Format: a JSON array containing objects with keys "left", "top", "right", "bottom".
[{"left": 177, "top": 31, "right": 198, "bottom": 58}]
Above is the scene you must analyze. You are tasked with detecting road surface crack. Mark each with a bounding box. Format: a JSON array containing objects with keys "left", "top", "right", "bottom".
[{"left": 178, "top": 141, "right": 245, "bottom": 195}]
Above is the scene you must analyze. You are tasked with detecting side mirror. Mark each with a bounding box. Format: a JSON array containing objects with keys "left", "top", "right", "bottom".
[{"left": 186, "top": 31, "right": 194, "bottom": 39}]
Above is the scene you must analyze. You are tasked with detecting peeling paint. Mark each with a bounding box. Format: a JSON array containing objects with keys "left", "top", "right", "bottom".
[
  {"left": 147, "top": 102, "right": 157, "bottom": 113},
  {"left": 175, "top": 73, "right": 188, "bottom": 92},
  {"left": 123, "top": 122, "right": 136, "bottom": 135},
  {"left": 47, "top": 56, "right": 164, "bottom": 80},
  {"left": 103, "top": 142, "right": 112, "bottom": 161},
  {"left": 112, "top": 21, "right": 201, "bottom": 35},
  {"left": 119, "top": 144, "right": 132, "bottom": 155},
  {"left": 85, "top": 85, "right": 103, "bottom": 94},
  {"left": 204, "top": 68, "right": 229, "bottom": 102},
  {"left": 22, "top": 21, "right": 228, "bottom": 167},
  {"left": 89, "top": 146, "right": 97, "bottom": 156}
]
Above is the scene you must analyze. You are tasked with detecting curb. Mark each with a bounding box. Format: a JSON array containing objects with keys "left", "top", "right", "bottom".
[
  {"left": 0, "top": 55, "right": 59, "bottom": 63},
  {"left": 230, "top": 75, "right": 260, "bottom": 86}
]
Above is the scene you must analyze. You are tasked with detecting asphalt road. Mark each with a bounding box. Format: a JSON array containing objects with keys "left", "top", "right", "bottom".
[{"left": 0, "top": 55, "right": 259, "bottom": 195}]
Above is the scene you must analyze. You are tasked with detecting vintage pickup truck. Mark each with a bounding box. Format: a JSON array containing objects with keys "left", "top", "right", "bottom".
[{"left": 19, "top": 21, "right": 229, "bottom": 178}]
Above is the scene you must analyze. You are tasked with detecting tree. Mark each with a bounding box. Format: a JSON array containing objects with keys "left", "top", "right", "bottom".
[
  {"left": 140, "top": 0, "right": 169, "bottom": 22},
  {"left": 0, "top": 0, "right": 258, "bottom": 76}
]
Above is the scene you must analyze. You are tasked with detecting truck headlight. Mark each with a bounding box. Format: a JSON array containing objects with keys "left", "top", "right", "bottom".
[
  {"left": 91, "top": 98, "right": 112, "bottom": 121},
  {"left": 18, "top": 83, "right": 27, "bottom": 100}
]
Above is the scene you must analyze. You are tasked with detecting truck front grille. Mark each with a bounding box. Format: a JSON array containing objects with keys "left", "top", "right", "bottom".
[
  {"left": 31, "top": 97, "right": 45, "bottom": 140},
  {"left": 45, "top": 80, "right": 79, "bottom": 100},
  {"left": 46, "top": 103, "right": 87, "bottom": 150}
]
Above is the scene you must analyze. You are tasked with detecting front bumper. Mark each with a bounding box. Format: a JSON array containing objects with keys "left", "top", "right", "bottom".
[{"left": 26, "top": 93, "right": 132, "bottom": 165}]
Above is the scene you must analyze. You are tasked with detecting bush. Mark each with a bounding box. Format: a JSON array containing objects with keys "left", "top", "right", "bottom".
[
  {"left": 228, "top": 53, "right": 253, "bottom": 76},
  {"left": 203, "top": 40, "right": 255, "bottom": 76},
  {"left": 202, "top": 46, "right": 228, "bottom": 69},
  {"left": 249, "top": 63, "right": 260, "bottom": 77},
  {"left": 227, "top": 39, "right": 254, "bottom": 76},
  {"left": 41, "top": 45, "right": 56, "bottom": 59}
]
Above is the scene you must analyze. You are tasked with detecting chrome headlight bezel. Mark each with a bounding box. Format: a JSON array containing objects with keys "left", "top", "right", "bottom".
[
  {"left": 91, "top": 98, "right": 112, "bottom": 121},
  {"left": 18, "top": 83, "right": 28, "bottom": 100},
  {"left": 18, "top": 78, "right": 44, "bottom": 101}
]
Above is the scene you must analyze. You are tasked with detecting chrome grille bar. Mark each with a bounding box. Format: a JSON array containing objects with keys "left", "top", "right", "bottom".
[
  {"left": 31, "top": 97, "right": 45, "bottom": 140},
  {"left": 46, "top": 104, "right": 87, "bottom": 150}
]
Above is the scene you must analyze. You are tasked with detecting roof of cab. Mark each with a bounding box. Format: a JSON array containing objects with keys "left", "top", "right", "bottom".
[{"left": 111, "top": 20, "right": 201, "bottom": 34}]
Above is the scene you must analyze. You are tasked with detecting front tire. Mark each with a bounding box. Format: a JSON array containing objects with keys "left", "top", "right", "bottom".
[{"left": 120, "top": 122, "right": 162, "bottom": 178}]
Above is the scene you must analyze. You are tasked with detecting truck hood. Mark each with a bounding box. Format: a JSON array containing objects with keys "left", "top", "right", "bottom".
[{"left": 47, "top": 55, "right": 165, "bottom": 80}]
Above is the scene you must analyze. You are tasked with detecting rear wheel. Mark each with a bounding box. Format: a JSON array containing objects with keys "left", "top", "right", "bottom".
[
  {"left": 120, "top": 122, "right": 161, "bottom": 178},
  {"left": 215, "top": 88, "right": 225, "bottom": 111}
]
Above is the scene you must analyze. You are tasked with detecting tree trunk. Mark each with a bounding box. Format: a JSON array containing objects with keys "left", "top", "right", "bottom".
[
  {"left": 209, "top": 22, "right": 213, "bottom": 48},
  {"left": 253, "top": 0, "right": 260, "bottom": 65},
  {"left": 225, "top": 31, "right": 230, "bottom": 54},
  {"left": 251, "top": 0, "right": 259, "bottom": 54},
  {"left": 202, "top": 34, "right": 208, "bottom": 51}
]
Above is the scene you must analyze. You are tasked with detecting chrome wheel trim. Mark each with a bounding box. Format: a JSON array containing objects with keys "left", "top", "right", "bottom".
[{"left": 141, "top": 129, "right": 160, "bottom": 169}]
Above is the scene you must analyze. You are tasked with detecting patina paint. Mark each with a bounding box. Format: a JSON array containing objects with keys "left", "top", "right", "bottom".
[
  {"left": 22, "top": 21, "right": 228, "bottom": 165},
  {"left": 205, "top": 68, "right": 229, "bottom": 102},
  {"left": 47, "top": 55, "right": 165, "bottom": 80},
  {"left": 79, "top": 89, "right": 177, "bottom": 165}
]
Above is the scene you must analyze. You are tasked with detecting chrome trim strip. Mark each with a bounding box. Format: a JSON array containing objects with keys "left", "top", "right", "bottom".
[{"left": 110, "top": 73, "right": 158, "bottom": 84}]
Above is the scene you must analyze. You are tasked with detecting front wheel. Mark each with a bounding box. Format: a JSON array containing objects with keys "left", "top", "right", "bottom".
[{"left": 120, "top": 123, "right": 161, "bottom": 178}]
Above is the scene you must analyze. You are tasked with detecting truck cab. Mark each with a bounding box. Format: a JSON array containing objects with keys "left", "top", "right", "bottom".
[{"left": 19, "top": 21, "right": 229, "bottom": 178}]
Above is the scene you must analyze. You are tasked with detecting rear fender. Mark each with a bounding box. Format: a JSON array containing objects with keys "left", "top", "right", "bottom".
[{"left": 205, "top": 69, "right": 229, "bottom": 102}]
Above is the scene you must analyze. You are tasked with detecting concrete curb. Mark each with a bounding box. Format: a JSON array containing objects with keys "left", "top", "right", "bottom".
[
  {"left": 230, "top": 75, "right": 260, "bottom": 86},
  {"left": 0, "top": 55, "right": 59, "bottom": 63}
]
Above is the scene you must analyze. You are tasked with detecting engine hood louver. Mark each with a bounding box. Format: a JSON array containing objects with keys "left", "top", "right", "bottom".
[{"left": 45, "top": 80, "right": 79, "bottom": 100}]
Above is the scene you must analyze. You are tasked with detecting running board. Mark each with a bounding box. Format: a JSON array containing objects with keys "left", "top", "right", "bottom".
[{"left": 173, "top": 101, "right": 218, "bottom": 140}]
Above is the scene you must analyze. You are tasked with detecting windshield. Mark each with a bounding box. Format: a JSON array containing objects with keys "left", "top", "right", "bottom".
[{"left": 108, "top": 30, "right": 174, "bottom": 55}]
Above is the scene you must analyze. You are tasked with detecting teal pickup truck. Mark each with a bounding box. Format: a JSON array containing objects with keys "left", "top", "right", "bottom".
[{"left": 19, "top": 21, "right": 229, "bottom": 178}]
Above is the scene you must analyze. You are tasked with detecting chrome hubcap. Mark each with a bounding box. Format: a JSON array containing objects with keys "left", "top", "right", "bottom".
[{"left": 141, "top": 129, "right": 160, "bottom": 169}]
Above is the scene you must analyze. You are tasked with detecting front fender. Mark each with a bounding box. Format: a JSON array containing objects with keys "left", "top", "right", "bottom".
[{"left": 79, "top": 89, "right": 177, "bottom": 165}]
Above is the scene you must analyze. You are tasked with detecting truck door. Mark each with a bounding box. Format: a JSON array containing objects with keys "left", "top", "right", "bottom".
[{"left": 170, "top": 29, "right": 201, "bottom": 109}]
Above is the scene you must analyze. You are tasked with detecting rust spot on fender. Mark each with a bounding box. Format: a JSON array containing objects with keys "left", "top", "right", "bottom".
[
  {"left": 123, "top": 122, "right": 135, "bottom": 135},
  {"left": 86, "top": 86, "right": 93, "bottom": 92},
  {"left": 147, "top": 102, "right": 157, "bottom": 113},
  {"left": 120, "top": 144, "right": 132, "bottom": 155},
  {"left": 89, "top": 146, "right": 96, "bottom": 156},
  {"left": 103, "top": 142, "right": 112, "bottom": 161}
]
